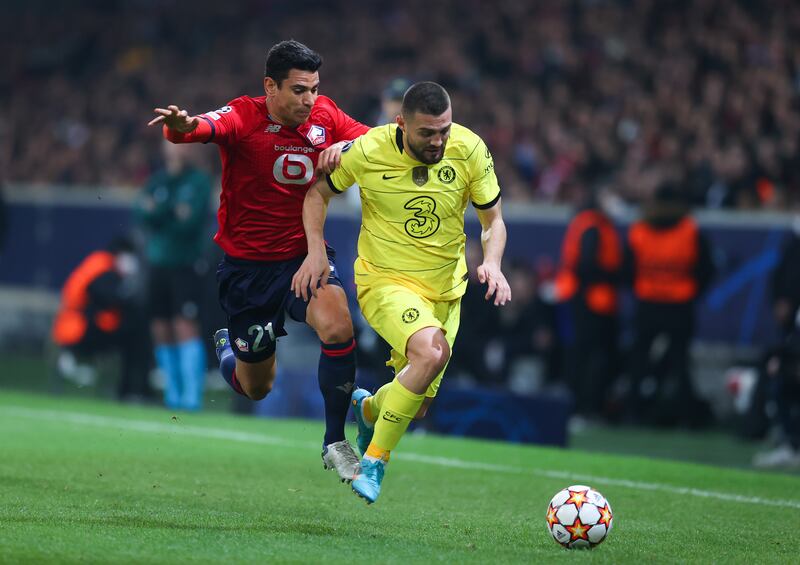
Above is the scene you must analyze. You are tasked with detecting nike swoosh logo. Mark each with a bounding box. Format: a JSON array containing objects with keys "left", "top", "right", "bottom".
[{"left": 382, "top": 174, "right": 399, "bottom": 180}]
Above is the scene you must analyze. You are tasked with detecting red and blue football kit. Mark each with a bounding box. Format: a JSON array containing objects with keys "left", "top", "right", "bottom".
[
  {"left": 164, "top": 95, "right": 368, "bottom": 362},
  {"left": 164, "top": 95, "right": 369, "bottom": 261}
]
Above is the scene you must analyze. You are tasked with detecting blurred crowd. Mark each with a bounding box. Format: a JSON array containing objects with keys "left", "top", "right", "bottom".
[
  {"left": 4, "top": 0, "right": 800, "bottom": 208},
  {"left": 451, "top": 187, "right": 800, "bottom": 454}
]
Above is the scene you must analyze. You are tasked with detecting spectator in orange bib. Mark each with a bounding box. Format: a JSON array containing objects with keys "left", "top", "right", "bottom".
[
  {"left": 554, "top": 191, "right": 622, "bottom": 420},
  {"left": 623, "top": 182, "right": 716, "bottom": 427},
  {"left": 52, "top": 237, "right": 152, "bottom": 401}
]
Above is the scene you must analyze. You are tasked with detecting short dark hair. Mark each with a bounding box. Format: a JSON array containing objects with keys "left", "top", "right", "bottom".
[
  {"left": 654, "top": 181, "right": 688, "bottom": 204},
  {"left": 401, "top": 82, "right": 451, "bottom": 118},
  {"left": 106, "top": 234, "right": 136, "bottom": 255},
  {"left": 264, "top": 40, "right": 322, "bottom": 85}
]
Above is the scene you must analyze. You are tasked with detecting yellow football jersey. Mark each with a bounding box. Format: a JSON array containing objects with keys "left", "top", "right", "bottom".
[{"left": 327, "top": 123, "right": 500, "bottom": 301}]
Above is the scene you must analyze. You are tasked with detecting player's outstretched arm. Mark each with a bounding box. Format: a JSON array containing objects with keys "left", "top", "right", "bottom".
[
  {"left": 476, "top": 199, "right": 512, "bottom": 306},
  {"left": 292, "top": 179, "right": 338, "bottom": 301},
  {"left": 147, "top": 105, "right": 199, "bottom": 133}
]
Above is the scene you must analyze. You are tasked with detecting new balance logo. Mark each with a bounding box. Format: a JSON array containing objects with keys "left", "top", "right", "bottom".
[
  {"left": 382, "top": 410, "right": 402, "bottom": 423},
  {"left": 336, "top": 381, "right": 355, "bottom": 395}
]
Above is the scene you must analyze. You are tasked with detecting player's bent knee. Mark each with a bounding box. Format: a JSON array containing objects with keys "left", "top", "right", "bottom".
[
  {"left": 408, "top": 343, "right": 450, "bottom": 378},
  {"left": 308, "top": 300, "right": 353, "bottom": 344},
  {"left": 234, "top": 357, "right": 276, "bottom": 400},
  {"left": 244, "top": 381, "right": 272, "bottom": 401},
  {"left": 422, "top": 343, "right": 450, "bottom": 376},
  {"left": 316, "top": 320, "right": 354, "bottom": 345}
]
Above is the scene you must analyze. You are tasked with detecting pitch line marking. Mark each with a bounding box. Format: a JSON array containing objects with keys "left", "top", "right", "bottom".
[{"left": 3, "top": 405, "right": 800, "bottom": 511}]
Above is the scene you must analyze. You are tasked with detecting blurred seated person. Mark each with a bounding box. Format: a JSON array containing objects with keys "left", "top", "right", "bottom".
[
  {"left": 452, "top": 247, "right": 559, "bottom": 392},
  {"left": 51, "top": 236, "right": 152, "bottom": 401},
  {"left": 495, "top": 259, "right": 561, "bottom": 394}
]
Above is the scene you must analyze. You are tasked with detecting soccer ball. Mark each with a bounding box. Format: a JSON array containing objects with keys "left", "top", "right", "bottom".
[{"left": 545, "top": 485, "right": 613, "bottom": 549}]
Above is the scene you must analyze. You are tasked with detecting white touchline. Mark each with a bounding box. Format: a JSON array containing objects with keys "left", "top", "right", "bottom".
[{"left": 4, "top": 405, "right": 800, "bottom": 511}]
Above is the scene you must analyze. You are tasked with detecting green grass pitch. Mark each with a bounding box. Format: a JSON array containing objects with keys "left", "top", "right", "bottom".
[{"left": 1, "top": 390, "right": 798, "bottom": 564}]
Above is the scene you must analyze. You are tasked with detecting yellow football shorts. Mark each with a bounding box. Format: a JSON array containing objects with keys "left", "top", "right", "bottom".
[{"left": 357, "top": 280, "right": 461, "bottom": 398}]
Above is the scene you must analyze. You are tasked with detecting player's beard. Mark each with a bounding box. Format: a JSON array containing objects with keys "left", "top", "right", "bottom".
[
  {"left": 408, "top": 138, "right": 446, "bottom": 165},
  {"left": 294, "top": 106, "right": 312, "bottom": 125}
]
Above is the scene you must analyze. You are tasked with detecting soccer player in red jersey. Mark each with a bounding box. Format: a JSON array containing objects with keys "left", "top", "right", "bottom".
[{"left": 148, "top": 40, "right": 369, "bottom": 482}]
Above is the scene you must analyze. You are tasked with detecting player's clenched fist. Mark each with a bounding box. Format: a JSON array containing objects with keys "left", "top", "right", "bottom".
[{"left": 148, "top": 105, "right": 199, "bottom": 133}]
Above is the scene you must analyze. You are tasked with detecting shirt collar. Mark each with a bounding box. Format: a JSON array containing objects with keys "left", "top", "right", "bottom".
[{"left": 395, "top": 124, "right": 404, "bottom": 154}]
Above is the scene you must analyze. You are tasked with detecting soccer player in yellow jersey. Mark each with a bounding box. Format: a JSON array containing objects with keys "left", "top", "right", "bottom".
[{"left": 292, "top": 82, "right": 511, "bottom": 503}]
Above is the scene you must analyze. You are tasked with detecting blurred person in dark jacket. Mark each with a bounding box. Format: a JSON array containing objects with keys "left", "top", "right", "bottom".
[
  {"left": 554, "top": 191, "right": 622, "bottom": 419},
  {"left": 135, "top": 141, "right": 212, "bottom": 411},
  {"left": 375, "top": 78, "right": 412, "bottom": 125},
  {"left": 753, "top": 329, "right": 800, "bottom": 468},
  {"left": 623, "top": 182, "right": 716, "bottom": 427},
  {"left": 751, "top": 217, "right": 800, "bottom": 467},
  {"left": 52, "top": 237, "right": 151, "bottom": 401},
  {"left": 771, "top": 217, "right": 800, "bottom": 338}
]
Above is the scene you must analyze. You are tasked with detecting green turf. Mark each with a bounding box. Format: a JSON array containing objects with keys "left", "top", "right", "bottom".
[
  {"left": 570, "top": 422, "right": 765, "bottom": 469},
  {"left": 1, "top": 390, "right": 798, "bottom": 564}
]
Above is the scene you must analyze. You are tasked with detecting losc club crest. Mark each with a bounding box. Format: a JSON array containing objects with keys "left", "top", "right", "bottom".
[
  {"left": 412, "top": 166, "right": 429, "bottom": 186},
  {"left": 306, "top": 125, "right": 327, "bottom": 146},
  {"left": 402, "top": 308, "right": 420, "bottom": 323},
  {"left": 437, "top": 165, "right": 456, "bottom": 184}
]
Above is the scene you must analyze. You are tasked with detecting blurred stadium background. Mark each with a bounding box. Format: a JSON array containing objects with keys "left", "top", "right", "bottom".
[{"left": 2, "top": 0, "right": 800, "bottom": 469}]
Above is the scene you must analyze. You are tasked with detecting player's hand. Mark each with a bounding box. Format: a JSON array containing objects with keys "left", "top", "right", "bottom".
[
  {"left": 291, "top": 250, "right": 330, "bottom": 301},
  {"left": 477, "top": 262, "right": 512, "bottom": 306},
  {"left": 148, "top": 105, "right": 199, "bottom": 133},
  {"left": 315, "top": 140, "right": 350, "bottom": 175}
]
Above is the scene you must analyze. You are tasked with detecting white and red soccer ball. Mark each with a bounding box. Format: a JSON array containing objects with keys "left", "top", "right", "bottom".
[{"left": 546, "top": 485, "right": 613, "bottom": 549}]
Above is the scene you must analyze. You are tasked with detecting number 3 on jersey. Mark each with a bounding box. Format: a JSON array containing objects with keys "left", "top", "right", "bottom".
[
  {"left": 404, "top": 195, "right": 440, "bottom": 238},
  {"left": 273, "top": 154, "right": 314, "bottom": 185}
]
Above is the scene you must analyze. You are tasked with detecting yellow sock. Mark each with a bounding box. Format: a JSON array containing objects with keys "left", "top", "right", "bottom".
[
  {"left": 363, "top": 381, "right": 393, "bottom": 424},
  {"left": 369, "top": 378, "right": 425, "bottom": 454},
  {"left": 365, "top": 443, "right": 390, "bottom": 462}
]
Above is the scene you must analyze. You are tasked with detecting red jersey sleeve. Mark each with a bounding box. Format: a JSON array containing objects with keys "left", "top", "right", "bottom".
[
  {"left": 318, "top": 96, "right": 370, "bottom": 142},
  {"left": 162, "top": 120, "right": 213, "bottom": 144},
  {"left": 198, "top": 97, "right": 255, "bottom": 145},
  {"left": 163, "top": 97, "right": 256, "bottom": 145}
]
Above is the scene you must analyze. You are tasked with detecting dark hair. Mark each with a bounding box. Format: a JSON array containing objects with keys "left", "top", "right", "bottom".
[
  {"left": 653, "top": 181, "right": 688, "bottom": 205},
  {"left": 264, "top": 40, "right": 322, "bottom": 85},
  {"left": 106, "top": 234, "right": 136, "bottom": 255},
  {"left": 401, "top": 82, "right": 451, "bottom": 117},
  {"left": 644, "top": 180, "right": 690, "bottom": 224}
]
